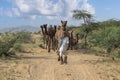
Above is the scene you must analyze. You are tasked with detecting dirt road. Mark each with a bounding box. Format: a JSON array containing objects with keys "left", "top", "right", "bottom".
[
  {"left": 0, "top": 48, "right": 120, "bottom": 80},
  {"left": 28, "top": 51, "right": 100, "bottom": 80}
]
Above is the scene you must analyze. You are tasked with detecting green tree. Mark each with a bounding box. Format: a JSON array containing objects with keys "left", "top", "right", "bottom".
[
  {"left": 72, "top": 10, "right": 93, "bottom": 24},
  {"left": 72, "top": 9, "right": 93, "bottom": 48}
]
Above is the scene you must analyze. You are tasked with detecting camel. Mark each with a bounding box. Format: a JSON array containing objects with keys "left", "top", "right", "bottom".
[
  {"left": 40, "top": 24, "right": 48, "bottom": 49},
  {"left": 46, "top": 25, "right": 56, "bottom": 52},
  {"left": 55, "top": 20, "right": 69, "bottom": 50},
  {"left": 41, "top": 20, "right": 69, "bottom": 53},
  {"left": 69, "top": 31, "right": 79, "bottom": 50},
  {"left": 41, "top": 24, "right": 57, "bottom": 52},
  {"left": 55, "top": 20, "right": 67, "bottom": 39},
  {"left": 70, "top": 33, "right": 79, "bottom": 50},
  {"left": 41, "top": 24, "right": 56, "bottom": 52},
  {"left": 69, "top": 31, "right": 73, "bottom": 50},
  {"left": 55, "top": 20, "right": 71, "bottom": 64}
]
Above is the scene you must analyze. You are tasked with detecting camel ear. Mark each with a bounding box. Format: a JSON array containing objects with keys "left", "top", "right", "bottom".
[
  {"left": 61, "top": 20, "right": 63, "bottom": 23},
  {"left": 54, "top": 25, "right": 57, "bottom": 28},
  {"left": 40, "top": 25, "right": 43, "bottom": 28},
  {"left": 66, "top": 21, "right": 67, "bottom": 23},
  {"left": 54, "top": 25, "right": 57, "bottom": 27}
]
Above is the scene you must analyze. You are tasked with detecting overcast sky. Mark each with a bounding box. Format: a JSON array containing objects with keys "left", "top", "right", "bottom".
[{"left": 0, "top": 0, "right": 120, "bottom": 29}]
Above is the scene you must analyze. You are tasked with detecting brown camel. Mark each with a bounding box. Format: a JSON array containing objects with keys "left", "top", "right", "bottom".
[
  {"left": 40, "top": 24, "right": 48, "bottom": 49},
  {"left": 55, "top": 20, "right": 69, "bottom": 50},
  {"left": 46, "top": 25, "right": 56, "bottom": 52},
  {"left": 73, "top": 33, "right": 79, "bottom": 49},
  {"left": 55, "top": 20, "right": 67, "bottom": 39},
  {"left": 69, "top": 31, "right": 73, "bottom": 50},
  {"left": 41, "top": 24, "right": 56, "bottom": 52},
  {"left": 69, "top": 31, "right": 79, "bottom": 50}
]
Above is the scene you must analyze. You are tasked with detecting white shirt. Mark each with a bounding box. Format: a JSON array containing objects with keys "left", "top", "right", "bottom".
[{"left": 59, "top": 37, "right": 69, "bottom": 53}]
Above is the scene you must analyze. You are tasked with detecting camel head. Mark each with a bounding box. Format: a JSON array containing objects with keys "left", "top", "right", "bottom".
[
  {"left": 61, "top": 20, "right": 67, "bottom": 31},
  {"left": 40, "top": 25, "right": 43, "bottom": 28},
  {"left": 43, "top": 24, "right": 48, "bottom": 34},
  {"left": 43, "top": 24, "right": 47, "bottom": 28},
  {"left": 40, "top": 25, "right": 44, "bottom": 34},
  {"left": 48, "top": 25, "right": 53, "bottom": 31}
]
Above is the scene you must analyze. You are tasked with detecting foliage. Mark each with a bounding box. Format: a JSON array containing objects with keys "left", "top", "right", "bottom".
[
  {"left": 0, "top": 35, "right": 18, "bottom": 57},
  {"left": 72, "top": 9, "right": 95, "bottom": 48},
  {"left": 72, "top": 9, "right": 93, "bottom": 24},
  {"left": 13, "top": 43, "right": 24, "bottom": 52},
  {"left": 100, "top": 19, "right": 120, "bottom": 27},
  {"left": 15, "top": 31, "right": 33, "bottom": 43},
  {"left": 90, "top": 24, "right": 120, "bottom": 49},
  {"left": 71, "top": 18, "right": 120, "bottom": 58},
  {"left": 0, "top": 31, "right": 33, "bottom": 58}
]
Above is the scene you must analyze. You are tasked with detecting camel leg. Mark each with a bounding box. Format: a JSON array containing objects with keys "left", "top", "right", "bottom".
[
  {"left": 52, "top": 37, "right": 56, "bottom": 51},
  {"left": 45, "top": 39, "right": 47, "bottom": 49},
  {"left": 59, "top": 52, "right": 63, "bottom": 64},
  {"left": 57, "top": 49, "right": 60, "bottom": 61},
  {"left": 48, "top": 43, "right": 50, "bottom": 52},
  {"left": 58, "top": 55, "right": 60, "bottom": 61},
  {"left": 60, "top": 56, "right": 63, "bottom": 64},
  {"left": 64, "top": 56, "right": 67, "bottom": 64},
  {"left": 48, "top": 38, "right": 51, "bottom": 52},
  {"left": 52, "top": 38, "right": 53, "bottom": 50}
]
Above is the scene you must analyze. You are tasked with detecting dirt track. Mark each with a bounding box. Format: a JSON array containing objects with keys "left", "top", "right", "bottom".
[
  {"left": 28, "top": 50, "right": 100, "bottom": 80},
  {"left": 0, "top": 48, "right": 120, "bottom": 80}
]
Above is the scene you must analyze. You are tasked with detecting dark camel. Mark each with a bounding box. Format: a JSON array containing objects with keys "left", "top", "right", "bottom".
[
  {"left": 41, "top": 24, "right": 57, "bottom": 52},
  {"left": 46, "top": 25, "right": 56, "bottom": 52},
  {"left": 40, "top": 24, "right": 48, "bottom": 49},
  {"left": 69, "top": 31, "right": 79, "bottom": 50}
]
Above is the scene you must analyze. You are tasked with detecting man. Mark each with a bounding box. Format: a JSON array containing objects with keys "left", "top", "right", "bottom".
[{"left": 57, "top": 31, "right": 69, "bottom": 64}]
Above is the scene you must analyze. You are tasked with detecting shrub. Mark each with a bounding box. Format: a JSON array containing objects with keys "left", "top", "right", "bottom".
[
  {"left": 13, "top": 43, "right": 24, "bottom": 52},
  {"left": 15, "top": 31, "right": 33, "bottom": 43},
  {"left": 0, "top": 35, "right": 18, "bottom": 57},
  {"left": 0, "top": 31, "right": 33, "bottom": 58},
  {"left": 89, "top": 26, "right": 120, "bottom": 58}
]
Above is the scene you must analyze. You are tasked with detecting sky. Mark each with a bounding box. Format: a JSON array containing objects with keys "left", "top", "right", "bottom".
[{"left": 0, "top": 0, "right": 120, "bottom": 29}]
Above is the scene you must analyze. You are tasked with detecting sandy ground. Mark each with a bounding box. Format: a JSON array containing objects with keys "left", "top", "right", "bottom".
[{"left": 0, "top": 47, "right": 120, "bottom": 80}]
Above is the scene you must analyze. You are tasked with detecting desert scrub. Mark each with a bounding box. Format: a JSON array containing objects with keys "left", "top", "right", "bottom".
[
  {"left": 15, "top": 31, "right": 33, "bottom": 43},
  {"left": 0, "top": 35, "right": 18, "bottom": 58},
  {"left": 0, "top": 31, "right": 33, "bottom": 58},
  {"left": 13, "top": 31, "right": 34, "bottom": 52},
  {"left": 13, "top": 43, "right": 24, "bottom": 52}
]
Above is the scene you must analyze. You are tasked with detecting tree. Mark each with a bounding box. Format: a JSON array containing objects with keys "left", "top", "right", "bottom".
[
  {"left": 72, "top": 9, "right": 93, "bottom": 48},
  {"left": 72, "top": 9, "right": 93, "bottom": 24}
]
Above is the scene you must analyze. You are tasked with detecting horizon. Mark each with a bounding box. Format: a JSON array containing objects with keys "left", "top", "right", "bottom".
[{"left": 0, "top": 0, "right": 120, "bottom": 29}]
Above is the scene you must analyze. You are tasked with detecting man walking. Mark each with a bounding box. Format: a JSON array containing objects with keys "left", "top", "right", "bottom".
[{"left": 57, "top": 31, "right": 69, "bottom": 64}]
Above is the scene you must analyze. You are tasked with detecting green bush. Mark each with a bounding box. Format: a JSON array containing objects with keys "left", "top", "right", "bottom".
[
  {"left": 0, "top": 35, "right": 18, "bottom": 57},
  {"left": 15, "top": 31, "right": 33, "bottom": 43},
  {"left": 89, "top": 26, "right": 120, "bottom": 57},
  {"left": 13, "top": 43, "right": 24, "bottom": 52},
  {"left": 0, "top": 31, "right": 33, "bottom": 58}
]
